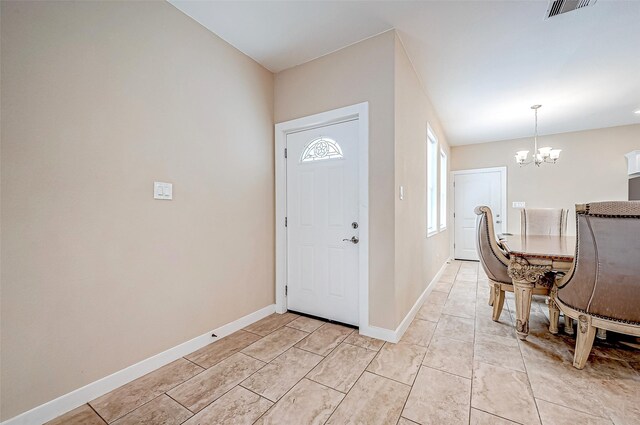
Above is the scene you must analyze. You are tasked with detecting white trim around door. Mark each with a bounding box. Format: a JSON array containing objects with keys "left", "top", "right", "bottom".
[
  {"left": 274, "top": 102, "right": 370, "bottom": 332},
  {"left": 451, "top": 166, "right": 508, "bottom": 259}
]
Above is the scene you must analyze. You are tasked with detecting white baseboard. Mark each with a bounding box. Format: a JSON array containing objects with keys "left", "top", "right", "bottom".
[
  {"left": 358, "top": 323, "right": 397, "bottom": 342},
  {"left": 360, "top": 258, "right": 451, "bottom": 344},
  {"left": 2, "top": 304, "right": 276, "bottom": 425}
]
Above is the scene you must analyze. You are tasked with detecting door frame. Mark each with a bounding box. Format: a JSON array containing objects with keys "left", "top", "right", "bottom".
[
  {"left": 451, "top": 166, "right": 508, "bottom": 259},
  {"left": 274, "top": 102, "right": 369, "bottom": 328}
]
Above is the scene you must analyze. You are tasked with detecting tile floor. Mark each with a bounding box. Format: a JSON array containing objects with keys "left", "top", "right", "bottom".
[{"left": 48, "top": 260, "right": 640, "bottom": 425}]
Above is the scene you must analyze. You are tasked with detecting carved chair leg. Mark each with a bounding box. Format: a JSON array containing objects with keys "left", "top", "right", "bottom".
[
  {"left": 492, "top": 286, "right": 506, "bottom": 321},
  {"left": 548, "top": 297, "right": 560, "bottom": 335},
  {"left": 574, "top": 315, "right": 596, "bottom": 369},
  {"left": 564, "top": 315, "right": 575, "bottom": 335},
  {"left": 488, "top": 282, "right": 495, "bottom": 306}
]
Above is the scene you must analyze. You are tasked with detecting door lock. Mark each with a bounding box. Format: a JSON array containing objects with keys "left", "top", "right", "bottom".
[
  {"left": 342, "top": 236, "right": 359, "bottom": 244},
  {"left": 352, "top": 222, "right": 359, "bottom": 229}
]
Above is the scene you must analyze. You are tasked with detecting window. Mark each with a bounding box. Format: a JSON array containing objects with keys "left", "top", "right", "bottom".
[
  {"left": 440, "top": 149, "right": 447, "bottom": 230},
  {"left": 427, "top": 126, "right": 438, "bottom": 236},
  {"left": 300, "top": 137, "right": 343, "bottom": 162}
]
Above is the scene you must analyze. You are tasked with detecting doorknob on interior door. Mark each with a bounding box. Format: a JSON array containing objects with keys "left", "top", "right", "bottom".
[
  {"left": 342, "top": 236, "right": 359, "bottom": 244},
  {"left": 496, "top": 220, "right": 502, "bottom": 224}
]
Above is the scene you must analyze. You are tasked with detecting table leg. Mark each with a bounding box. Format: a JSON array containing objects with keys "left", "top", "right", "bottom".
[
  {"left": 512, "top": 280, "right": 534, "bottom": 339},
  {"left": 508, "top": 256, "right": 551, "bottom": 341}
]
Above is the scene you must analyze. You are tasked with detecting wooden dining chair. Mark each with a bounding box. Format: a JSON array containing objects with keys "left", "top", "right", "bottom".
[
  {"left": 520, "top": 208, "right": 568, "bottom": 236},
  {"left": 552, "top": 201, "right": 640, "bottom": 369}
]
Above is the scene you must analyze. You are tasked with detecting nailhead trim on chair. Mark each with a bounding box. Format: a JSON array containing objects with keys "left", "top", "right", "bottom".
[
  {"left": 556, "top": 297, "right": 640, "bottom": 326},
  {"left": 582, "top": 201, "right": 640, "bottom": 217}
]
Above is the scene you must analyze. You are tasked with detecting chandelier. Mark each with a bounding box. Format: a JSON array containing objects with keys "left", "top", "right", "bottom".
[{"left": 515, "top": 105, "right": 561, "bottom": 166}]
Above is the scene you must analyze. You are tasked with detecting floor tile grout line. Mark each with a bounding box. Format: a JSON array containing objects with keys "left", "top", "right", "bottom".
[
  {"left": 242, "top": 314, "right": 301, "bottom": 338},
  {"left": 400, "top": 262, "right": 462, "bottom": 423},
  {"left": 364, "top": 369, "right": 414, "bottom": 388},
  {"left": 242, "top": 325, "right": 354, "bottom": 404},
  {"left": 249, "top": 346, "right": 343, "bottom": 425},
  {"left": 248, "top": 327, "right": 355, "bottom": 424},
  {"left": 94, "top": 362, "right": 209, "bottom": 424},
  {"left": 408, "top": 262, "right": 460, "bottom": 420},
  {"left": 164, "top": 392, "right": 195, "bottom": 415},
  {"left": 321, "top": 339, "right": 393, "bottom": 425},
  {"left": 106, "top": 391, "right": 183, "bottom": 424},
  {"left": 242, "top": 328, "right": 270, "bottom": 337},
  {"left": 534, "top": 392, "right": 616, "bottom": 423},
  {"left": 167, "top": 357, "right": 274, "bottom": 420},
  {"left": 467, "top": 268, "right": 477, "bottom": 425},
  {"left": 167, "top": 334, "right": 295, "bottom": 420},
  {"left": 181, "top": 356, "right": 206, "bottom": 369},
  {"left": 504, "top": 285, "right": 547, "bottom": 425},
  {"left": 237, "top": 381, "right": 278, "bottom": 404},
  {"left": 419, "top": 359, "right": 473, "bottom": 381},
  {"left": 293, "top": 344, "right": 329, "bottom": 357},
  {"left": 340, "top": 339, "right": 382, "bottom": 352},
  {"left": 533, "top": 397, "right": 614, "bottom": 422},
  {"left": 236, "top": 382, "right": 277, "bottom": 404},
  {"left": 87, "top": 402, "right": 109, "bottom": 424},
  {"left": 249, "top": 374, "right": 332, "bottom": 424},
  {"left": 472, "top": 406, "right": 528, "bottom": 425},
  {"left": 209, "top": 334, "right": 311, "bottom": 407}
]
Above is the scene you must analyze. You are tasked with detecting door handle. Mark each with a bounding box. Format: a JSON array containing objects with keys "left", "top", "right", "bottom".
[
  {"left": 342, "top": 236, "right": 359, "bottom": 244},
  {"left": 496, "top": 220, "right": 502, "bottom": 224}
]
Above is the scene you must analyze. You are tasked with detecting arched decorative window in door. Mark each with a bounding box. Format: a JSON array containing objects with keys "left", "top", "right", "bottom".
[{"left": 300, "top": 137, "right": 344, "bottom": 162}]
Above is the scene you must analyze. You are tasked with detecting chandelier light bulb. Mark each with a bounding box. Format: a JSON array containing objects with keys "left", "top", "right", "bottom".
[{"left": 538, "top": 147, "right": 552, "bottom": 157}]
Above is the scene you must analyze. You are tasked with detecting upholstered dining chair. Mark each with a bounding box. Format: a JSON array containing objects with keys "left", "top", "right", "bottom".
[
  {"left": 553, "top": 201, "right": 640, "bottom": 369},
  {"left": 475, "top": 206, "right": 550, "bottom": 321},
  {"left": 520, "top": 208, "right": 568, "bottom": 236}
]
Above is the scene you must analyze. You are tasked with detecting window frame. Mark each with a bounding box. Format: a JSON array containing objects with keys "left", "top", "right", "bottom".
[
  {"left": 439, "top": 148, "right": 447, "bottom": 231},
  {"left": 427, "top": 125, "right": 438, "bottom": 237}
]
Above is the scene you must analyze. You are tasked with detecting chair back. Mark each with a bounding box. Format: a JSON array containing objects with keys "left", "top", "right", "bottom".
[
  {"left": 520, "top": 208, "right": 568, "bottom": 236},
  {"left": 474, "top": 206, "right": 511, "bottom": 284},
  {"left": 557, "top": 201, "right": 640, "bottom": 324}
]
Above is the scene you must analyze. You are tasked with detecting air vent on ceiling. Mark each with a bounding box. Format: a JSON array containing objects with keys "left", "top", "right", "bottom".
[{"left": 546, "top": 0, "right": 597, "bottom": 18}]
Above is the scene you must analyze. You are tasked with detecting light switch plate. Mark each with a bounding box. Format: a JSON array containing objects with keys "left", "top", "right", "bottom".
[
  {"left": 154, "top": 182, "right": 173, "bottom": 200},
  {"left": 512, "top": 201, "right": 525, "bottom": 208}
]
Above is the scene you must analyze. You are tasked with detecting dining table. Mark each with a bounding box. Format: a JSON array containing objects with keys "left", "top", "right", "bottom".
[{"left": 498, "top": 234, "right": 576, "bottom": 340}]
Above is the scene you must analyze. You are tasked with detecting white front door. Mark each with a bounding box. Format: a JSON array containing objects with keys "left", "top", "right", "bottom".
[
  {"left": 454, "top": 169, "right": 505, "bottom": 261},
  {"left": 286, "top": 119, "right": 360, "bottom": 325}
]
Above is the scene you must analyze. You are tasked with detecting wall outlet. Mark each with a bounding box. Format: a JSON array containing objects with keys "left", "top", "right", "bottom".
[
  {"left": 154, "top": 182, "right": 173, "bottom": 200},
  {"left": 512, "top": 201, "right": 525, "bottom": 208}
]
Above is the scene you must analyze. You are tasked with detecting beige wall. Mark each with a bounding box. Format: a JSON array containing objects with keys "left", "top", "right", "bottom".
[
  {"left": 451, "top": 124, "right": 640, "bottom": 236},
  {"left": 393, "top": 37, "right": 450, "bottom": 325},
  {"left": 275, "top": 31, "right": 398, "bottom": 329},
  {"left": 0, "top": 1, "right": 274, "bottom": 420},
  {"left": 275, "top": 31, "right": 451, "bottom": 329}
]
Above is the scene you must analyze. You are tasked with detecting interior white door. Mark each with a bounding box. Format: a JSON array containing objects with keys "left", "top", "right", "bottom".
[
  {"left": 454, "top": 170, "right": 504, "bottom": 261},
  {"left": 286, "top": 119, "right": 359, "bottom": 325}
]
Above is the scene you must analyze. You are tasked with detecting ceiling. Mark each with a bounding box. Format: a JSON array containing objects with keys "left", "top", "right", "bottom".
[{"left": 169, "top": 0, "right": 640, "bottom": 145}]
